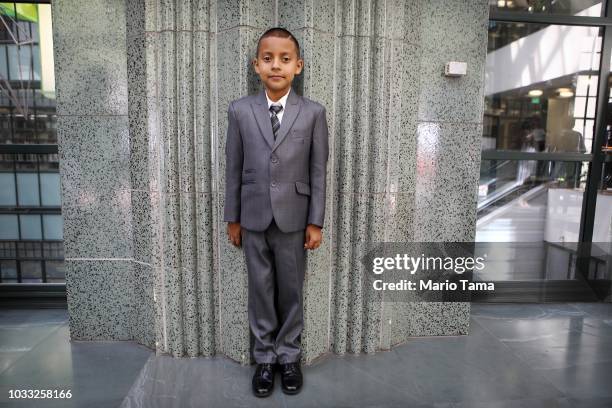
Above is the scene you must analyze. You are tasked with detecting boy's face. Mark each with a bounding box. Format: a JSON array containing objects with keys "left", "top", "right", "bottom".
[{"left": 253, "top": 36, "right": 303, "bottom": 96}]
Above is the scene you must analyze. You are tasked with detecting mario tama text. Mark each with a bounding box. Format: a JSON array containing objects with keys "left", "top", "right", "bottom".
[
  {"left": 373, "top": 278, "right": 494, "bottom": 292},
  {"left": 371, "top": 252, "right": 493, "bottom": 292}
]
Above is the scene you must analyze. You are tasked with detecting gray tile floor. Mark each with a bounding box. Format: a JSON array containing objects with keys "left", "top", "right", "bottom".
[{"left": 1, "top": 303, "right": 611, "bottom": 407}]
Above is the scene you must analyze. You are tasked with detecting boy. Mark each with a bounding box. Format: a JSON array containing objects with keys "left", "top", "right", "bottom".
[{"left": 223, "top": 27, "right": 329, "bottom": 397}]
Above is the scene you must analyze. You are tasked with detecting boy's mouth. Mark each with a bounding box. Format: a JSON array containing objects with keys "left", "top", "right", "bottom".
[{"left": 269, "top": 75, "right": 284, "bottom": 80}]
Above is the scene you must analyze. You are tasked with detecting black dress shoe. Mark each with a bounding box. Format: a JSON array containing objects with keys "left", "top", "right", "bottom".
[
  {"left": 280, "top": 362, "right": 303, "bottom": 394},
  {"left": 252, "top": 363, "right": 275, "bottom": 397}
]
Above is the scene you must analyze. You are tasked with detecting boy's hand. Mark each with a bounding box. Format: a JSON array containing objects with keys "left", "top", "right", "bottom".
[
  {"left": 304, "top": 224, "right": 323, "bottom": 250},
  {"left": 227, "top": 222, "right": 242, "bottom": 247}
]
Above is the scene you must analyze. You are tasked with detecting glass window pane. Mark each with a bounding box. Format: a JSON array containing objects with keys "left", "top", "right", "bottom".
[
  {"left": 18, "top": 241, "right": 41, "bottom": 258},
  {"left": 7, "top": 44, "right": 32, "bottom": 81},
  {"left": 19, "top": 214, "right": 41, "bottom": 239},
  {"left": 0, "top": 214, "right": 19, "bottom": 239},
  {"left": 16, "top": 21, "right": 30, "bottom": 44},
  {"left": 43, "top": 241, "right": 63, "bottom": 258},
  {"left": 593, "top": 193, "right": 611, "bottom": 242},
  {"left": 476, "top": 158, "right": 595, "bottom": 288},
  {"left": 1, "top": 260, "right": 17, "bottom": 281},
  {"left": 32, "top": 44, "right": 40, "bottom": 81},
  {"left": 490, "top": 0, "right": 604, "bottom": 16},
  {"left": 45, "top": 260, "right": 65, "bottom": 283},
  {"left": 0, "top": 241, "right": 16, "bottom": 258},
  {"left": 40, "top": 172, "right": 60, "bottom": 206},
  {"left": 20, "top": 260, "right": 42, "bottom": 283},
  {"left": 42, "top": 214, "right": 62, "bottom": 240},
  {"left": 0, "top": 172, "right": 16, "bottom": 205},
  {"left": 31, "top": 17, "right": 39, "bottom": 43},
  {"left": 0, "top": 44, "right": 7, "bottom": 79},
  {"left": 0, "top": 114, "right": 11, "bottom": 144},
  {"left": 595, "top": 69, "right": 612, "bottom": 243},
  {"left": 485, "top": 21, "right": 602, "bottom": 153},
  {"left": 39, "top": 153, "right": 59, "bottom": 171},
  {"left": 12, "top": 90, "right": 36, "bottom": 144},
  {"left": 477, "top": 159, "right": 588, "bottom": 243},
  {"left": 16, "top": 172, "right": 39, "bottom": 205}
]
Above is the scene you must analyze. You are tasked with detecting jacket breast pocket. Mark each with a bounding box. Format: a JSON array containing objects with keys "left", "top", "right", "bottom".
[{"left": 291, "top": 129, "right": 311, "bottom": 140}]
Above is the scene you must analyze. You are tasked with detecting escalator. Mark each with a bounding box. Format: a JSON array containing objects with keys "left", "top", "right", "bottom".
[{"left": 473, "top": 159, "right": 606, "bottom": 302}]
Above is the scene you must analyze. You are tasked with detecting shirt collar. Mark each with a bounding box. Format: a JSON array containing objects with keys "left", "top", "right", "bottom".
[{"left": 266, "top": 87, "right": 291, "bottom": 110}]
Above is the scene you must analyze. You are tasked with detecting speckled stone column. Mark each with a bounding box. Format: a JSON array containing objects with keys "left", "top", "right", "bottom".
[{"left": 56, "top": 0, "right": 489, "bottom": 365}]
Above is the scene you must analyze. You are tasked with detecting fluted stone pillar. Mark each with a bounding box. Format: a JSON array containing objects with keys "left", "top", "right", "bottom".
[{"left": 56, "top": 0, "right": 489, "bottom": 365}]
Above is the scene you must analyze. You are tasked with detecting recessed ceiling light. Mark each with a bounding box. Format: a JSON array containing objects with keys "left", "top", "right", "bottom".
[{"left": 528, "top": 89, "right": 543, "bottom": 97}]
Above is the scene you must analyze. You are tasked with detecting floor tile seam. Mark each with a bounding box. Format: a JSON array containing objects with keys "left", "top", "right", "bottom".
[
  {"left": 469, "top": 319, "right": 568, "bottom": 398},
  {"left": 0, "top": 322, "right": 68, "bottom": 378}
]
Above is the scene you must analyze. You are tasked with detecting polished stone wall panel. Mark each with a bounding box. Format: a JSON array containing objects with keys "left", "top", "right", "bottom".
[
  {"left": 52, "top": 0, "right": 129, "bottom": 116},
  {"left": 132, "top": 261, "right": 156, "bottom": 348},
  {"left": 131, "top": 190, "right": 153, "bottom": 266},
  {"left": 413, "top": 122, "right": 482, "bottom": 242},
  {"left": 57, "top": 114, "right": 131, "bottom": 203},
  {"left": 417, "top": 0, "right": 488, "bottom": 123},
  {"left": 278, "top": 0, "right": 335, "bottom": 33},
  {"left": 65, "top": 260, "right": 134, "bottom": 340}
]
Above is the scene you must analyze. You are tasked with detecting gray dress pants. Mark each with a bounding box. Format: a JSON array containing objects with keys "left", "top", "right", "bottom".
[{"left": 241, "top": 218, "right": 306, "bottom": 364}]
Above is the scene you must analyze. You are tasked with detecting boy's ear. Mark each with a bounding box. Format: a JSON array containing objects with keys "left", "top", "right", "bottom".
[
  {"left": 296, "top": 58, "right": 304, "bottom": 74},
  {"left": 252, "top": 58, "right": 259, "bottom": 73}
]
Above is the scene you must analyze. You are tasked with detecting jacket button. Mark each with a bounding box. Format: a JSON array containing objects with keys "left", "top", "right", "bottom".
[
  {"left": 271, "top": 181, "right": 277, "bottom": 187},
  {"left": 271, "top": 156, "right": 278, "bottom": 163}
]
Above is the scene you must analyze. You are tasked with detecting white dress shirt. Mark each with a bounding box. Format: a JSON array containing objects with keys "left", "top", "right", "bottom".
[{"left": 265, "top": 87, "right": 291, "bottom": 124}]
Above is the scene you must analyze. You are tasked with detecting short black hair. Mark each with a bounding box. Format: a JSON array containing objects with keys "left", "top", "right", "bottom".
[{"left": 256, "top": 27, "right": 300, "bottom": 58}]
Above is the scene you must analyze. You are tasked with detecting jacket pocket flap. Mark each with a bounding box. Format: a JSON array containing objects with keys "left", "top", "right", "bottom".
[{"left": 295, "top": 181, "right": 311, "bottom": 196}]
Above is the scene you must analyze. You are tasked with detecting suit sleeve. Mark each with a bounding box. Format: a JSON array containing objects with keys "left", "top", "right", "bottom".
[
  {"left": 308, "top": 106, "right": 329, "bottom": 228},
  {"left": 224, "top": 101, "right": 242, "bottom": 223}
]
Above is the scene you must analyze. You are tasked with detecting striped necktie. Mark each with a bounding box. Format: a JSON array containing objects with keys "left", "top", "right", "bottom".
[{"left": 269, "top": 105, "right": 283, "bottom": 140}]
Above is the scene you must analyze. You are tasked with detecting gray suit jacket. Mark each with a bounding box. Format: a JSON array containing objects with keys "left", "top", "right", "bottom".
[{"left": 223, "top": 88, "right": 329, "bottom": 233}]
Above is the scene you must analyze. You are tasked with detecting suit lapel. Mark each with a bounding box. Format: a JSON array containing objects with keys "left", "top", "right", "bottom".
[
  {"left": 272, "top": 88, "right": 301, "bottom": 152},
  {"left": 251, "top": 89, "right": 275, "bottom": 150}
]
